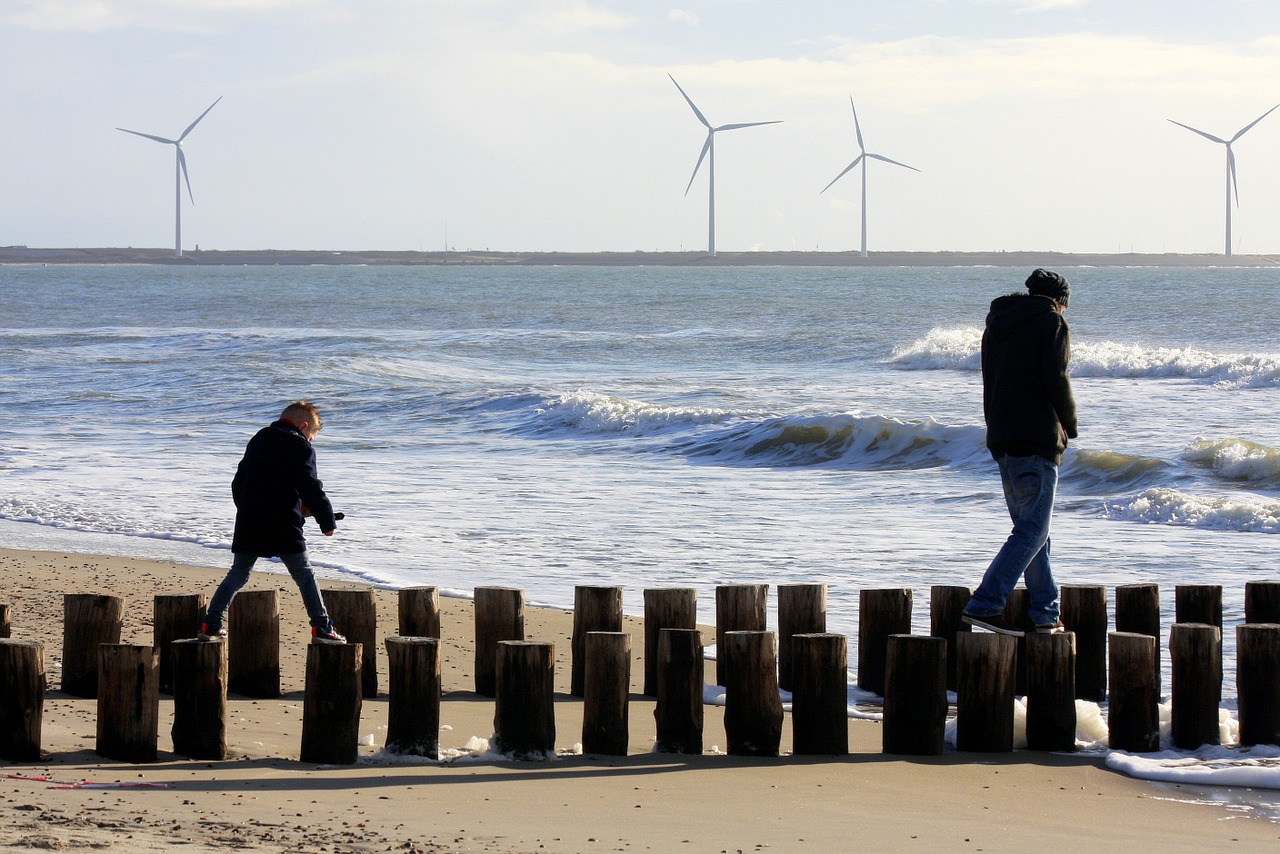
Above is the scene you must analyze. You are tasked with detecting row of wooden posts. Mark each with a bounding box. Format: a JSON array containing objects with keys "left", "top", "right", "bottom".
[{"left": 2, "top": 581, "right": 1280, "bottom": 765}]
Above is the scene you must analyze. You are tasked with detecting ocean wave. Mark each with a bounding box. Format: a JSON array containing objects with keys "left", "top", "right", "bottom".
[
  {"left": 890, "top": 327, "right": 1280, "bottom": 387},
  {"left": 0, "top": 497, "right": 230, "bottom": 547},
  {"left": 1103, "top": 488, "right": 1280, "bottom": 534},
  {"left": 1183, "top": 438, "right": 1280, "bottom": 485},
  {"left": 1060, "top": 449, "right": 1173, "bottom": 492},
  {"left": 520, "top": 390, "right": 747, "bottom": 437}
]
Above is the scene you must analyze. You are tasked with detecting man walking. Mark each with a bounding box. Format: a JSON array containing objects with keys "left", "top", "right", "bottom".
[
  {"left": 201, "top": 400, "right": 346, "bottom": 644},
  {"left": 962, "top": 269, "right": 1077, "bottom": 637}
]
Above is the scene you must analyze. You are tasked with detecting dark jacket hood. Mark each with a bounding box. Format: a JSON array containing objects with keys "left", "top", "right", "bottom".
[{"left": 986, "top": 293, "right": 1061, "bottom": 341}]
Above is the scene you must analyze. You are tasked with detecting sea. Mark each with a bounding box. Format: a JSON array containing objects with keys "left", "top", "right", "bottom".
[{"left": 2, "top": 262, "right": 1279, "bottom": 804}]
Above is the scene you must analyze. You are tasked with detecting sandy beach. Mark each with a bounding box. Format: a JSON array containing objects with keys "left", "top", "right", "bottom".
[{"left": 2, "top": 548, "right": 1278, "bottom": 853}]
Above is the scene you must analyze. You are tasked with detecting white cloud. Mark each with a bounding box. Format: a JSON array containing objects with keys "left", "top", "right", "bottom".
[
  {"left": 1, "top": 0, "right": 330, "bottom": 32},
  {"left": 668, "top": 9, "right": 699, "bottom": 26},
  {"left": 978, "top": 0, "right": 1091, "bottom": 11}
]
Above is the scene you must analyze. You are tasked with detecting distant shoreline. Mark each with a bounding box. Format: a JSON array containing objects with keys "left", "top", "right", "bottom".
[{"left": 3, "top": 246, "right": 1279, "bottom": 267}]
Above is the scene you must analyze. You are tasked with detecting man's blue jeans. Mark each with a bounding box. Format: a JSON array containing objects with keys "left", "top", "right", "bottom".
[
  {"left": 204, "top": 552, "right": 332, "bottom": 632},
  {"left": 966, "top": 454, "right": 1061, "bottom": 627}
]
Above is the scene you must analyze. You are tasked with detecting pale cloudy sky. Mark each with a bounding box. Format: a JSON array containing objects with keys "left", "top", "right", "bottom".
[{"left": 2, "top": 0, "right": 1278, "bottom": 253}]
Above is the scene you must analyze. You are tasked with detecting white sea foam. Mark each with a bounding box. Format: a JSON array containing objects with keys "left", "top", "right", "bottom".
[
  {"left": 1103, "top": 487, "right": 1280, "bottom": 533},
  {"left": 528, "top": 390, "right": 746, "bottom": 437},
  {"left": 888, "top": 326, "right": 982, "bottom": 371},
  {"left": 1183, "top": 438, "right": 1280, "bottom": 485}
]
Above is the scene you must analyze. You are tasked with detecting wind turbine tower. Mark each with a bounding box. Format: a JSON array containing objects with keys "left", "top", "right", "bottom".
[
  {"left": 117, "top": 97, "right": 222, "bottom": 258},
  {"left": 1168, "top": 102, "right": 1279, "bottom": 256},
  {"left": 669, "top": 75, "right": 780, "bottom": 257},
  {"left": 821, "top": 97, "right": 918, "bottom": 258}
]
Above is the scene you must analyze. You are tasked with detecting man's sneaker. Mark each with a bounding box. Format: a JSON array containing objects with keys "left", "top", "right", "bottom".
[
  {"left": 311, "top": 624, "right": 347, "bottom": 645},
  {"left": 198, "top": 622, "right": 227, "bottom": 642},
  {"left": 962, "top": 612, "right": 1025, "bottom": 637},
  {"left": 1035, "top": 620, "right": 1066, "bottom": 634}
]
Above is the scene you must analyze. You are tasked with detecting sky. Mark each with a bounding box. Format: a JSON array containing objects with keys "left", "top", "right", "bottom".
[{"left": 2, "top": 0, "right": 1279, "bottom": 254}]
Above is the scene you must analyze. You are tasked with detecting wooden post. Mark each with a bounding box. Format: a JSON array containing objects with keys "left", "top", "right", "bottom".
[
  {"left": 228, "top": 589, "right": 280, "bottom": 698},
  {"left": 493, "top": 641, "right": 556, "bottom": 759},
  {"left": 0, "top": 603, "right": 10, "bottom": 639},
  {"left": 1061, "top": 584, "right": 1107, "bottom": 701},
  {"left": 385, "top": 637, "right": 441, "bottom": 758},
  {"left": 0, "top": 640, "right": 44, "bottom": 761},
  {"left": 571, "top": 586, "right": 623, "bottom": 698},
  {"left": 301, "top": 642, "right": 363, "bottom": 765},
  {"left": 642, "top": 588, "right": 696, "bottom": 697},
  {"left": 1237, "top": 624, "right": 1280, "bottom": 747},
  {"left": 170, "top": 638, "right": 227, "bottom": 760},
  {"left": 154, "top": 593, "right": 206, "bottom": 695},
  {"left": 857, "top": 588, "right": 912, "bottom": 696},
  {"left": 582, "top": 632, "right": 630, "bottom": 756},
  {"left": 792, "top": 633, "right": 849, "bottom": 756},
  {"left": 929, "top": 585, "right": 970, "bottom": 693},
  {"left": 1245, "top": 582, "right": 1280, "bottom": 624},
  {"left": 1116, "top": 583, "right": 1161, "bottom": 694},
  {"left": 398, "top": 586, "right": 441, "bottom": 638},
  {"left": 778, "top": 584, "right": 826, "bottom": 693},
  {"left": 1175, "top": 584, "right": 1223, "bottom": 629},
  {"left": 1108, "top": 632, "right": 1160, "bottom": 753},
  {"left": 325, "top": 588, "right": 378, "bottom": 697},
  {"left": 882, "top": 634, "right": 946, "bottom": 756},
  {"left": 96, "top": 644, "right": 159, "bottom": 763},
  {"left": 955, "top": 632, "right": 1016, "bottom": 752},
  {"left": 1025, "top": 632, "right": 1076, "bottom": 751},
  {"left": 1170, "top": 623, "right": 1222, "bottom": 749},
  {"left": 474, "top": 587, "right": 525, "bottom": 697},
  {"left": 1002, "top": 588, "right": 1034, "bottom": 696},
  {"left": 654, "top": 628, "right": 704, "bottom": 755},
  {"left": 61, "top": 594, "right": 124, "bottom": 698},
  {"left": 714, "top": 584, "right": 767, "bottom": 687},
  {"left": 722, "top": 630, "right": 783, "bottom": 757}
]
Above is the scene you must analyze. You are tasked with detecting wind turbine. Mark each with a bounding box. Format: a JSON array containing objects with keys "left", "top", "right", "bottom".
[
  {"left": 669, "top": 74, "right": 780, "bottom": 257},
  {"left": 1168, "top": 102, "right": 1279, "bottom": 256},
  {"left": 820, "top": 97, "right": 919, "bottom": 258},
  {"left": 117, "top": 97, "right": 222, "bottom": 258}
]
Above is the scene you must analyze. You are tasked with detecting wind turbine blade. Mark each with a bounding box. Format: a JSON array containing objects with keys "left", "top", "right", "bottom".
[
  {"left": 179, "top": 96, "right": 222, "bottom": 142},
  {"left": 1230, "top": 102, "right": 1280, "bottom": 143},
  {"left": 1168, "top": 119, "right": 1228, "bottom": 145},
  {"left": 715, "top": 120, "right": 782, "bottom": 132},
  {"left": 178, "top": 147, "right": 194, "bottom": 204},
  {"left": 867, "top": 153, "right": 921, "bottom": 172},
  {"left": 1228, "top": 147, "right": 1239, "bottom": 207},
  {"left": 669, "top": 74, "right": 712, "bottom": 129},
  {"left": 685, "top": 134, "right": 712, "bottom": 196},
  {"left": 820, "top": 155, "right": 864, "bottom": 194},
  {"left": 850, "top": 97, "right": 865, "bottom": 153},
  {"left": 117, "top": 128, "right": 177, "bottom": 145}
]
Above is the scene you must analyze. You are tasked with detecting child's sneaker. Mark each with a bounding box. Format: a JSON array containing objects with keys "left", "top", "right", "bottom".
[
  {"left": 198, "top": 622, "right": 227, "bottom": 641},
  {"left": 962, "top": 612, "right": 1025, "bottom": 637},
  {"left": 311, "top": 624, "right": 347, "bottom": 645},
  {"left": 1035, "top": 620, "right": 1066, "bottom": 634}
]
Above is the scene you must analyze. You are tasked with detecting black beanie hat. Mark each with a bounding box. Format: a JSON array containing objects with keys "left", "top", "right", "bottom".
[{"left": 1025, "top": 268, "right": 1069, "bottom": 307}]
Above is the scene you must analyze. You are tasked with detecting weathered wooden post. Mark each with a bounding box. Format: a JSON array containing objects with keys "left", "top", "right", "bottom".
[
  {"left": 1002, "top": 588, "right": 1034, "bottom": 696},
  {"left": 654, "top": 628, "right": 704, "bottom": 755},
  {"left": 96, "top": 644, "right": 159, "bottom": 763},
  {"left": 1175, "top": 584, "right": 1223, "bottom": 629},
  {"left": 228, "top": 589, "right": 280, "bottom": 698},
  {"left": 301, "top": 642, "right": 363, "bottom": 765},
  {"left": 722, "top": 630, "right": 783, "bottom": 757},
  {"left": 715, "top": 584, "right": 767, "bottom": 687},
  {"left": 955, "top": 632, "right": 1016, "bottom": 752},
  {"left": 1061, "top": 584, "right": 1107, "bottom": 701},
  {"left": 1025, "top": 632, "right": 1076, "bottom": 751},
  {"left": 1170, "top": 623, "right": 1222, "bottom": 749},
  {"left": 642, "top": 588, "right": 697, "bottom": 697},
  {"left": 0, "top": 639, "right": 44, "bottom": 761},
  {"left": 0, "top": 603, "right": 10, "bottom": 639},
  {"left": 1116, "top": 583, "right": 1161, "bottom": 693},
  {"left": 1245, "top": 582, "right": 1280, "bottom": 624},
  {"left": 792, "top": 633, "right": 849, "bottom": 756},
  {"left": 493, "top": 641, "right": 556, "bottom": 759},
  {"left": 857, "top": 588, "right": 912, "bottom": 696},
  {"left": 474, "top": 587, "right": 525, "bottom": 697},
  {"left": 325, "top": 588, "right": 378, "bottom": 697},
  {"left": 778, "top": 584, "right": 826, "bottom": 693},
  {"left": 154, "top": 593, "right": 206, "bottom": 695},
  {"left": 398, "top": 586, "right": 441, "bottom": 638},
  {"left": 883, "top": 634, "right": 946, "bottom": 756},
  {"left": 1108, "top": 632, "right": 1160, "bottom": 752},
  {"left": 170, "top": 637, "right": 228, "bottom": 760},
  {"left": 1237, "top": 624, "right": 1280, "bottom": 746},
  {"left": 582, "top": 632, "right": 630, "bottom": 756},
  {"left": 930, "top": 585, "right": 970, "bottom": 692},
  {"left": 571, "top": 586, "right": 623, "bottom": 698},
  {"left": 62, "top": 594, "right": 124, "bottom": 698},
  {"left": 385, "top": 637, "right": 441, "bottom": 758}
]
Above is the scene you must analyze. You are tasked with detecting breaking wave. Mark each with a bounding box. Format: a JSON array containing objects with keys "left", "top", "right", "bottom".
[{"left": 1103, "top": 488, "right": 1280, "bottom": 534}]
